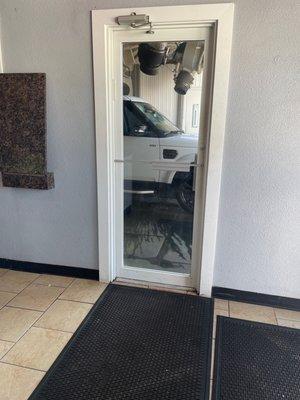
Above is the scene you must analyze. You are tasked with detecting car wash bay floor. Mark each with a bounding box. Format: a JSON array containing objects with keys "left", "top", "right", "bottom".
[
  {"left": 0, "top": 269, "right": 299, "bottom": 400},
  {"left": 124, "top": 195, "right": 193, "bottom": 274}
]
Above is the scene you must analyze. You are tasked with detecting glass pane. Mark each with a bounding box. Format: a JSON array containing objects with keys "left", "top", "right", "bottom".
[{"left": 123, "top": 40, "right": 205, "bottom": 275}]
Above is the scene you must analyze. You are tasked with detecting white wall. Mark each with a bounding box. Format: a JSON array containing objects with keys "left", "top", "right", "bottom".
[
  {"left": 140, "top": 65, "right": 179, "bottom": 124},
  {"left": 212, "top": 0, "right": 300, "bottom": 298},
  {"left": 0, "top": 0, "right": 101, "bottom": 269},
  {"left": 0, "top": 0, "right": 299, "bottom": 297}
]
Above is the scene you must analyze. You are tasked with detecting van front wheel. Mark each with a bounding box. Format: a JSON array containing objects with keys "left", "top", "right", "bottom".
[{"left": 175, "top": 180, "right": 195, "bottom": 213}]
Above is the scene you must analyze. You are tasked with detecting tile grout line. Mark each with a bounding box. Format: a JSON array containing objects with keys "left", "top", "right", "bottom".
[
  {"left": 0, "top": 274, "right": 44, "bottom": 314},
  {"left": 0, "top": 271, "right": 42, "bottom": 354},
  {"left": 0, "top": 342, "right": 15, "bottom": 360},
  {"left": 0, "top": 275, "right": 106, "bottom": 373},
  {"left": 32, "top": 324, "right": 77, "bottom": 335},
  {"left": 32, "top": 299, "right": 93, "bottom": 333},
  {"left": 0, "top": 338, "right": 15, "bottom": 344},
  {"left": 1, "top": 300, "right": 70, "bottom": 363},
  {"left": 0, "top": 278, "right": 96, "bottom": 371},
  {"left": 0, "top": 316, "right": 41, "bottom": 362},
  {"left": 5, "top": 286, "right": 66, "bottom": 314},
  {"left": 58, "top": 280, "right": 108, "bottom": 304},
  {"left": 27, "top": 325, "right": 75, "bottom": 336},
  {"left": 31, "top": 284, "right": 97, "bottom": 331},
  {"left": 0, "top": 291, "right": 19, "bottom": 311},
  {"left": 0, "top": 340, "right": 15, "bottom": 361},
  {"left": 29, "top": 286, "right": 72, "bottom": 328},
  {"left": 273, "top": 307, "right": 279, "bottom": 325},
  {"left": 0, "top": 279, "right": 71, "bottom": 359},
  {"left": 5, "top": 275, "right": 78, "bottom": 320},
  {"left": 32, "top": 282, "right": 75, "bottom": 289},
  {"left": 0, "top": 288, "right": 27, "bottom": 295},
  {"left": 0, "top": 272, "right": 42, "bottom": 298},
  {"left": 0, "top": 359, "right": 46, "bottom": 373},
  {"left": 57, "top": 297, "right": 96, "bottom": 305},
  {"left": 0, "top": 278, "right": 102, "bottom": 318},
  {"left": 58, "top": 298, "right": 95, "bottom": 305}
]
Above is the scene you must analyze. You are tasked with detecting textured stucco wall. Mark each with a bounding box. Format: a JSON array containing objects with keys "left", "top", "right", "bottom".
[
  {"left": 0, "top": 0, "right": 299, "bottom": 297},
  {"left": 213, "top": 1, "right": 300, "bottom": 298}
]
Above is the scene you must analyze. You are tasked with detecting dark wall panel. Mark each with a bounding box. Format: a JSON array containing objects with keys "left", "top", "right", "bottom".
[{"left": 0, "top": 73, "right": 54, "bottom": 189}]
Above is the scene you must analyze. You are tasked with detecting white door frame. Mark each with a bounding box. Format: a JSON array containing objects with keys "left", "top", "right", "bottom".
[
  {"left": 115, "top": 26, "right": 212, "bottom": 290},
  {"left": 92, "top": 4, "right": 234, "bottom": 296}
]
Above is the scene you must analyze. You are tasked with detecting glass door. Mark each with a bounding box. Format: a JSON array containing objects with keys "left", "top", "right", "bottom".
[{"left": 114, "top": 27, "right": 213, "bottom": 288}]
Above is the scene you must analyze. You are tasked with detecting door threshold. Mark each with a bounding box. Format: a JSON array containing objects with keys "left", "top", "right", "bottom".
[{"left": 113, "top": 278, "right": 198, "bottom": 295}]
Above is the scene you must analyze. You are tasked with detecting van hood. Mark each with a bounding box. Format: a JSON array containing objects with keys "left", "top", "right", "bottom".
[{"left": 160, "top": 134, "right": 198, "bottom": 148}]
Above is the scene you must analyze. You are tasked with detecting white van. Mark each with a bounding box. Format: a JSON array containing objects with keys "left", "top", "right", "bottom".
[{"left": 123, "top": 96, "right": 198, "bottom": 212}]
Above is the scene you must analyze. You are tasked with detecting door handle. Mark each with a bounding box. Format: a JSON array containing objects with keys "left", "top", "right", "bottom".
[
  {"left": 124, "top": 190, "right": 155, "bottom": 194},
  {"left": 114, "top": 159, "right": 203, "bottom": 167}
]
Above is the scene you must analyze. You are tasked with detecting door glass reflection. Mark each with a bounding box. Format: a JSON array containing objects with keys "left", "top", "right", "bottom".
[{"left": 123, "top": 40, "right": 205, "bottom": 274}]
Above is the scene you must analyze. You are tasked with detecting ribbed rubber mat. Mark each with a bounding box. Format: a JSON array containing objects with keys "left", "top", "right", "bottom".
[
  {"left": 29, "top": 284, "right": 213, "bottom": 400},
  {"left": 213, "top": 316, "right": 300, "bottom": 400}
]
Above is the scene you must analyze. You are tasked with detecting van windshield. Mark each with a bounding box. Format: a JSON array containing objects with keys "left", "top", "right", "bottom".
[{"left": 133, "top": 101, "right": 182, "bottom": 137}]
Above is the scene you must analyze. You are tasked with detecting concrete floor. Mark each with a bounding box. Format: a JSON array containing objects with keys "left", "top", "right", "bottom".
[{"left": 124, "top": 195, "right": 193, "bottom": 273}]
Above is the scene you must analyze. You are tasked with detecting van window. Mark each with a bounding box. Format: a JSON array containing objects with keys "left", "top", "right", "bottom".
[
  {"left": 123, "top": 101, "right": 157, "bottom": 138},
  {"left": 133, "top": 101, "right": 181, "bottom": 137}
]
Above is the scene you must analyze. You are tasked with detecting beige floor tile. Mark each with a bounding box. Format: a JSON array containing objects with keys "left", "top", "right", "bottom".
[
  {"left": 0, "top": 270, "right": 39, "bottom": 293},
  {"left": 60, "top": 279, "right": 107, "bottom": 303},
  {"left": 0, "top": 340, "right": 14, "bottom": 358},
  {"left": 214, "top": 298, "right": 229, "bottom": 311},
  {"left": 213, "top": 309, "right": 229, "bottom": 338},
  {"left": 34, "top": 274, "right": 75, "bottom": 288},
  {"left": 0, "top": 291, "right": 16, "bottom": 309},
  {"left": 277, "top": 319, "right": 300, "bottom": 329},
  {"left": 35, "top": 299, "right": 92, "bottom": 333},
  {"left": 3, "top": 327, "right": 72, "bottom": 371},
  {"left": 0, "top": 269, "right": 8, "bottom": 277},
  {"left": 0, "top": 307, "right": 42, "bottom": 342},
  {"left": 8, "top": 284, "right": 64, "bottom": 312},
  {"left": 0, "top": 362, "right": 44, "bottom": 400},
  {"left": 274, "top": 308, "right": 300, "bottom": 322},
  {"left": 214, "top": 308, "right": 229, "bottom": 318},
  {"left": 229, "top": 301, "right": 277, "bottom": 324}
]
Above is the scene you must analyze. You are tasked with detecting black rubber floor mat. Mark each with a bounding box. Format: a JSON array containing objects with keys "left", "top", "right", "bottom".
[
  {"left": 29, "top": 284, "right": 213, "bottom": 400},
  {"left": 213, "top": 316, "right": 300, "bottom": 400}
]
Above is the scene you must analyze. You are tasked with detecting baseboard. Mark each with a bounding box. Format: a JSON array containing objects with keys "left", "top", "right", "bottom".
[
  {"left": 212, "top": 286, "right": 300, "bottom": 312},
  {"left": 0, "top": 258, "right": 99, "bottom": 280},
  {"left": 1, "top": 260, "right": 298, "bottom": 309}
]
